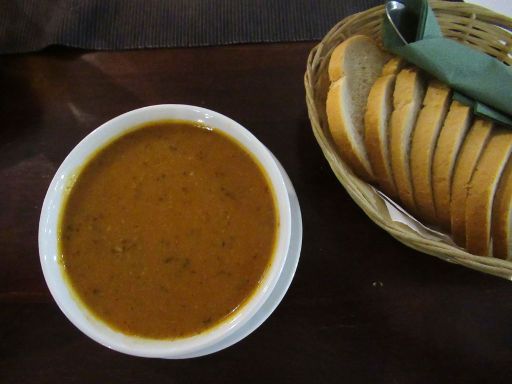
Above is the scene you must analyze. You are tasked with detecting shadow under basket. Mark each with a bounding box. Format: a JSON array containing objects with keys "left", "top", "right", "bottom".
[{"left": 305, "top": 0, "right": 512, "bottom": 279}]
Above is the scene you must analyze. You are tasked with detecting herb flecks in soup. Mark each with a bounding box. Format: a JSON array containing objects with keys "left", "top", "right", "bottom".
[{"left": 59, "top": 121, "right": 277, "bottom": 339}]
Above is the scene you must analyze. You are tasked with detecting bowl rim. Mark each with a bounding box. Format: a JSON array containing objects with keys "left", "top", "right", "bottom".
[{"left": 38, "top": 104, "right": 292, "bottom": 358}]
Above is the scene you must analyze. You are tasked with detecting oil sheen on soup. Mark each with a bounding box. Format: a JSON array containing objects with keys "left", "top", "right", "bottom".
[{"left": 59, "top": 121, "right": 277, "bottom": 339}]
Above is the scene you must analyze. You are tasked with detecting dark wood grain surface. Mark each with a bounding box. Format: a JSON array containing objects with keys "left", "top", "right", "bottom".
[{"left": 1, "top": 42, "right": 512, "bottom": 383}]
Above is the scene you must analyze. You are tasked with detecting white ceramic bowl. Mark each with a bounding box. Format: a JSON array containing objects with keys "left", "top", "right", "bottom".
[{"left": 39, "top": 105, "right": 299, "bottom": 358}]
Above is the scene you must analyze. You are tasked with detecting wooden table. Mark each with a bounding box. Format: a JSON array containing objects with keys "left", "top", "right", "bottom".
[{"left": 2, "top": 42, "right": 512, "bottom": 383}]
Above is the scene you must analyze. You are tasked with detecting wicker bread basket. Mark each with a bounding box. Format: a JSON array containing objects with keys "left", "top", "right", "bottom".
[{"left": 305, "top": 0, "right": 512, "bottom": 279}]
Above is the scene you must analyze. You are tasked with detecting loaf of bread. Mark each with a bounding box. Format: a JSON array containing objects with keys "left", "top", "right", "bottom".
[{"left": 326, "top": 35, "right": 512, "bottom": 259}]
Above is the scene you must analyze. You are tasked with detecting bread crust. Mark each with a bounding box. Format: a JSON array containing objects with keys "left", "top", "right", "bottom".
[
  {"left": 450, "top": 119, "right": 493, "bottom": 247},
  {"left": 381, "top": 57, "right": 405, "bottom": 76},
  {"left": 465, "top": 129, "right": 512, "bottom": 256},
  {"left": 432, "top": 101, "right": 472, "bottom": 230},
  {"left": 410, "top": 81, "right": 452, "bottom": 224}
]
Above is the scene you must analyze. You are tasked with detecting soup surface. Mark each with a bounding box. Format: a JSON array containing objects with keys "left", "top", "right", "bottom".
[{"left": 60, "top": 120, "right": 277, "bottom": 339}]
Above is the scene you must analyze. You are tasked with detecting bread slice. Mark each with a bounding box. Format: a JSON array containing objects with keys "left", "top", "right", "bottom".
[
  {"left": 364, "top": 57, "right": 405, "bottom": 198},
  {"left": 326, "top": 35, "right": 387, "bottom": 181},
  {"left": 410, "top": 81, "right": 452, "bottom": 224},
  {"left": 466, "top": 129, "right": 512, "bottom": 256},
  {"left": 491, "top": 159, "right": 512, "bottom": 260},
  {"left": 364, "top": 75, "right": 397, "bottom": 198},
  {"left": 364, "top": 74, "right": 397, "bottom": 197},
  {"left": 450, "top": 119, "right": 493, "bottom": 246},
  {"left": 389, "top": 68, "right": 425, "bottom": 213},
  {"left": 432, "top": 101, "right": 472, "bottom": 230}
]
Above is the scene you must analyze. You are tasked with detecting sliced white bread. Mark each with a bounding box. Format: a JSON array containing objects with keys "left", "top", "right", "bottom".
[
  {"left": 364, "top": 74, "right": 398, "bottom": 197},
  {"left": 410, "top": 81, "right": 452, "bottom": 224},
  {"left": 389, "top": 68, "right": 425, "bottom": 213},
  {"left": 364, "top": 57, "right": 406, "bottom": 198},
  {"left": 450, "top": 119, "right": 493, "bottom": 247},
  {"left": 432, "top": 101, "right": 472, "bottom": 230},
  {"left": 466, "top": 129, "right": 512, "bottom": 256},
  {"left": 491, "top": 158, "right": 512, "bottom": 260},
  {"left": 326, "top": 35, "right": 387, "bottom": 181}
]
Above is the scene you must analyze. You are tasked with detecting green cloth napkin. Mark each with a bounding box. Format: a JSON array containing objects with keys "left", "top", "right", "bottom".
[{"left": 382, "top": 0, "right": 512, "bottom": 127}]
